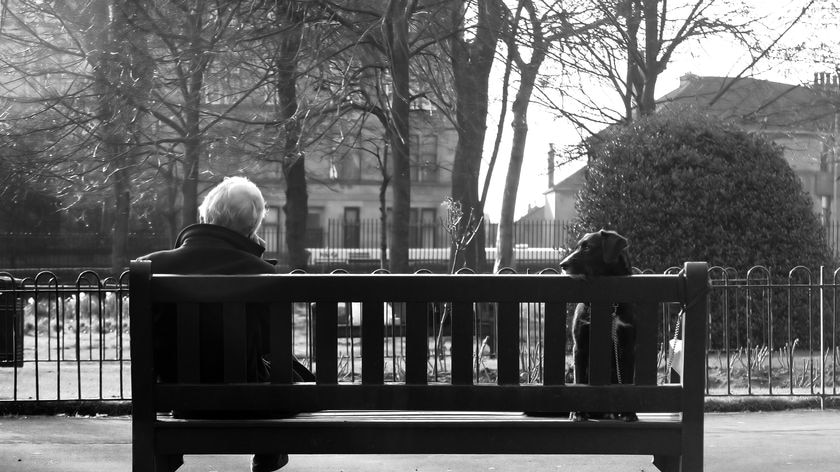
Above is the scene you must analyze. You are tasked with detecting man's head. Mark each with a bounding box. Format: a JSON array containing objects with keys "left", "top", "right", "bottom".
[{"left": 198, "top": 176, "right": 266, "bottom": 239}]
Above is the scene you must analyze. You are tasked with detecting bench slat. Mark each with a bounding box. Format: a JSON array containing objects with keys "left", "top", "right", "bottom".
[
  {"left": 148, "top": 274, "right": 685, "bottom": 304},
  {"left": 152, "top": 412, "right": 683, "bottom": 455},
  {"left": 543, "top": 302, "right": 567, "bottom": 385},
  {"left": 405, "top": 302, "right": 427, "bottom": 385},
  {"left": 176, "top": 303, "right": 200, "bottom": 383},
  {"left": 361, "top": 302, "right": 385, "bottom": 384},
  {"left": 496, "top": 303, "right": 519, "bottom": 385},
  {"left": 154, "top": 384, "right": 683, "bottom": 413},
  {"left": 314, "top": 302, "right": 338, "bottom": 384},
  {"left": 451, "top": 302, "right": 473, "bottom": 385},
  {"left": 634, "top": 302, "right": 659, "bottom": 385},
  {"left": 588, "top": 303, "right": 612, "bottom": 386},
  {"left": 222, "top": 304, "right": 247, "bottom": 383},
  {"left": 270, "top": 302, "right": 292, "bottom": 384}
]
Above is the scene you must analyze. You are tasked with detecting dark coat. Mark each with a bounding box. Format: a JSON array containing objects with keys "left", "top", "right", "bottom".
[{"left": 139, "top": 224, "right": 279, "bottom": 383}]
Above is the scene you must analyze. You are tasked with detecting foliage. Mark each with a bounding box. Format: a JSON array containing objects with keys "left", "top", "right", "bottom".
[{"left": 575, "top": 107, "right": 834, "bottom": 274}]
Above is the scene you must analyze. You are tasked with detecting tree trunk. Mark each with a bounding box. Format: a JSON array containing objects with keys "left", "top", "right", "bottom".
[
  {"left": 379, "top": 145, "right": 390, "bottom": 269},
  {"left": 495, "top": 58, "right": 542, "bottom": 272},
  {"left": 276, "top": 2, "right": 308, "bottom": 270},
  {"left": 449, "top": 0, "right": 502, "bottom": 271},
  {"left": 386, "top": 0, "right": 411, "bottom": 273},
  {"left": 111, "top": 167, "right": 131, "bottom": 275},
  {"left": 180, "top": 5, "right": 207, "bottom": 227},
  {"left": 639, "top": 0, "right": 661, "bottom": 116}
]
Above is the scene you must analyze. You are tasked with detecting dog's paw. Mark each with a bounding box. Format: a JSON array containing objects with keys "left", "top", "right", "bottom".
[
  {"left": 569, "top": 412, "right": 589, "bottom": 422},
  {"left": 616, "top": 412, "right": 638, "bottom": 422}
]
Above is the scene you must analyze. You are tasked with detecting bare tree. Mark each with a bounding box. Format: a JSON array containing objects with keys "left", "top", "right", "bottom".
[
  {"left": 447, "top": 0, "right": 504, "bottom": 271},
  {"left": 0, "top": 0, "right": 152, "bottom": 274}
]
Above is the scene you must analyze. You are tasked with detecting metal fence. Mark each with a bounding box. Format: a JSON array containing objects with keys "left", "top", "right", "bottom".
[
  {"left": 5, "top": 218, "right": 840, "bottom": 272},
  {"left": 1, "top": 266, "right": 840, "bottom": 405}
]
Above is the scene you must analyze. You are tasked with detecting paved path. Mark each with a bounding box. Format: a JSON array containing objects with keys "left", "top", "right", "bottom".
[{"left": 1, "top": 410, "right": 838, "bottom": 471}]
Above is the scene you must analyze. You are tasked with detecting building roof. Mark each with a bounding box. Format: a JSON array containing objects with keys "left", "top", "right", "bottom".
[
  {"left": 546, "top": 166, "right": 586, "bottom": 194},
  {"left": 658, "top": 74, "right": 837, "bottom": 131},
  {"left": 545, "top": 74, "right": 838, "bottom": 192}
]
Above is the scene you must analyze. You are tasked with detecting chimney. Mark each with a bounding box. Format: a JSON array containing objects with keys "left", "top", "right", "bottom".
[
  {"left": 680, "top": 72, "right": 699, "bottom": 88},
  {"left": 813, "top": 72, "right": 840, "bottom": 91},
  {"left": 547, "top": 143, "right": 556, "bottom": 188}
]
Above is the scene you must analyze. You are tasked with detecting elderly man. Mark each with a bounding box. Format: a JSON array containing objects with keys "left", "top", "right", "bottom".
[{"left": 140, "top": 176, "right": 310, "bottom": 472}]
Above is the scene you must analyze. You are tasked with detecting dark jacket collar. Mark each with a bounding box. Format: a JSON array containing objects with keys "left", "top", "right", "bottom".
[{"left": 175, "top": 224, "right": 266, "bottom": 258}]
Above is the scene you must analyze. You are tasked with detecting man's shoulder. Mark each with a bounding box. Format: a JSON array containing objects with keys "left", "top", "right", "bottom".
[{"left": 138, "top": 246, "right": 277, "bottom": 275}]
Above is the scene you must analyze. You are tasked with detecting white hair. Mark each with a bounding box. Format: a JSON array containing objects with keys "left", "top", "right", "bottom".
[{"left": 198, "top": 176, "right": 266, "bottom": 237}]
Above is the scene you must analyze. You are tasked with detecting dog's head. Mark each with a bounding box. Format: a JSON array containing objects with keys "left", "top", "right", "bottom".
[{"left": 560, "top": 229, "right": 631, "bottom": 278}]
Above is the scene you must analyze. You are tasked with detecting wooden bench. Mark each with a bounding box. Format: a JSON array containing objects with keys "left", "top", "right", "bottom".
[{"left": 129, "top": 260, "right": 709, "bottom": 472}]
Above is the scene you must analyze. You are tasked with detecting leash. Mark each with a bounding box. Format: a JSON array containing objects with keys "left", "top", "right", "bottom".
[
  {"left": 610, "top": 304, "right": 623, "bottom": 384},
  {"left": 666, "top": 267, "right": 710, "bottom": 383},
  {"left": 665, "top": 308, "right": 684, "bottom": 383},
  {"left": 583, "top": 303, "right": 624, "bottom": 384}
]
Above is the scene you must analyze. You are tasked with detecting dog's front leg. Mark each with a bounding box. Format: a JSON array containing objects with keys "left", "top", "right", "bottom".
[{"left": 570, "top": 304, "right": 591, "bottom": 422}]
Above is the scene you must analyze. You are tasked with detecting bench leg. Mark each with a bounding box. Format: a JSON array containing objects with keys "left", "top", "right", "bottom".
[
  {"left": 652, "top": 454, "right": 679, "bottom": 472},
  {"left": 156, "top": 453, "right": 183, "bottom": 472}
]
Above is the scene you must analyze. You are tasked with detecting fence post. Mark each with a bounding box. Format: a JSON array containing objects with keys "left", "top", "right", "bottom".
[{"left": 820, "top": 265, "right": 826, "bottom": 409}]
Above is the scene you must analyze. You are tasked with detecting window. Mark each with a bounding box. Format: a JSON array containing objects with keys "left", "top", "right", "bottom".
[
  {"left": 306, "top": 209, "right": 324, "bottom": 248},
  {"left": 409, "top": 134, "right": 438, "bottom": 182},
  {"left": 343, "top": 207, "right": 361, "bottom": 248},
  {"left": 338, "top": 151, "right": 362, "bottom": 182}
]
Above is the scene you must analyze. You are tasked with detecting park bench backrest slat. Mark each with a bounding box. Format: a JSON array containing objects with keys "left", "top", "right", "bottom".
[
  {"left": 405, "top": 302, "right": 428, "bottom": 385},
  {"left": 451, "top": 302, "right": 473, "bottom": 385},
  {"left": 543, "top": 301, "right": 567, "bottom": 385},
  {"left": 634, "top": 302, "right": 660, "bottom": 385},
  {"left": 314, "top": 302, "right": 338, "bottom": 384},
  {"left": 269, "top": 302, "right": 293, "bottom": 384},
  {"left": 176, "top": 303, "right": 200, "bottom": 383},
  {"left": 361, "top": 302, "right": 384, "bottom": 384},
  {"left": 222, "top": 303, "right": 247, "bottom": 383},
  {"left": 496, "top": 302, "right": 520, "bottom": 385}
]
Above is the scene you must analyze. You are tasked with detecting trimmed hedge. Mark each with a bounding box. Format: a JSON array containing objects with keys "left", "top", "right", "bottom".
[{"left": 575, "top": 107, "right": 833, "bottom": 274}]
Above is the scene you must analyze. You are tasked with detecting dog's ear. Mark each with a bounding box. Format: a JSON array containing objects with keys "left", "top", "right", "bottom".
[{"left": 599, "top": 230, "right": 628, "bottom": 265}]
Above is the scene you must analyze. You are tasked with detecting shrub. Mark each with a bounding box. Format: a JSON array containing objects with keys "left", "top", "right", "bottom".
[{"left": 574, "top": 107, "right": 833, "bottom": 274}]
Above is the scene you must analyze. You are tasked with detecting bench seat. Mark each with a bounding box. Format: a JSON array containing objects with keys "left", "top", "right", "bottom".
[{"left": 154, "top": 411, "right": 684, "bottom": 455}]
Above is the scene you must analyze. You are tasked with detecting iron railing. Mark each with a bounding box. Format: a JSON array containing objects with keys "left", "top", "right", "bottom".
[
  {"left": 6, "top": 218, "right": 840, "bottom": 271},
  {"left": 1, "top": 266, "right": 840, "bottom": 405}
]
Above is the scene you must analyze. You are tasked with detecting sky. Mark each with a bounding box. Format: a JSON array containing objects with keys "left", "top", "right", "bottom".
[{"left": 479, "top": 0, "right": 828, "bottom": 222}]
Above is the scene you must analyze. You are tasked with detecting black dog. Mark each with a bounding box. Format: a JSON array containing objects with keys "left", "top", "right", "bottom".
[{"left": 560, "top": 229, "right": 638, "bottom": 422}]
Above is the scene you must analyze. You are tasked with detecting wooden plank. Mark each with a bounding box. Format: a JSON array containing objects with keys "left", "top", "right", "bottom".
[
  {"left": 150, "top": 274, "right": 684, "bottom": 304},
  {"left": 496, "top": 303, "right": 520, "bottom": 385},
  {"left": 362, "top": 302, "right": 384, "bottom": 384},
  {"left": 543, "top": 302, "right": 567, "bottom": 385},
  {"left": 405, "top": 302, "right": 427, "bottom": 385},
  {"left": 634, "top": 302, "right": 658, "bottom": 385},
  {"left": 270, "top": 302, "right": 293, "bottom": 384},
  {"left": 153, "top": 413, "right": 683, "bottom": 455},
  {"left": 681, "top": 262, "right": 709, "bottom": 472},
  {"left": 222, "top": 303, "right": 247, "bottom": 383},
  {"left": 155, "top": 384, "right": 684, "bottom": 414},
  {"left": 314, "top": 302, "right": 338, "bottom": 384},
  {"left": 176, "top": 303, "right": 200, "bottom": 383},
  {"left": 450, "top": 302, "right": 473, "bottom": 385},
  {"left": 588, "top": 303, "right": 612, "bottom": 386},
  {"left": 128, "top": 260, "right": 155, "bottom": 472}
]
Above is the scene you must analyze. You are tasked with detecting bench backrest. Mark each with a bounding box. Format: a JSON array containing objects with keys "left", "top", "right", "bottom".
[{"left": 129, "top": 261, "right": 708, "bottom": 417}]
